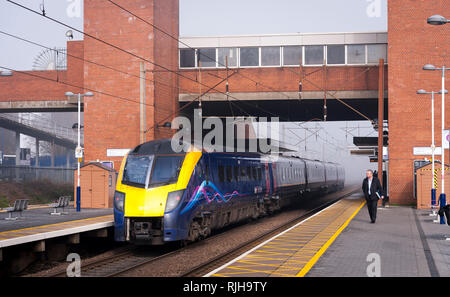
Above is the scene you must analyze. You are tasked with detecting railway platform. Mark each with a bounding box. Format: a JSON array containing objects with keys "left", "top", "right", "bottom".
[
  {"left": 0, "top": 206, "right": 113, "bottom": 265},
  {"left": 207, "top": 192, "right": 450, "bottom": 277}
]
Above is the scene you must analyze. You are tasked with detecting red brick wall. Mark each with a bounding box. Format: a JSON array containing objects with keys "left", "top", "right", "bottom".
[
  {"left": 0, "top": 70, "right": 67, "bottom": 102},
  {"left": 66, "top": 40, "right": 84, "bottom": 94},
  {"left": 0, "top": 40, "right": 84, "bottom": 102},
  {"left": 179, "top": 66, "right": 388, "bottom": 94},
  {"left": 83, "top": 0, "right": 179, "bottom": 168},
  {"left": 388, "top": 0, "right": 450, "bottom": 204},
  {"left": 152, "top": 0, "right": 179, "bottom": 140}
]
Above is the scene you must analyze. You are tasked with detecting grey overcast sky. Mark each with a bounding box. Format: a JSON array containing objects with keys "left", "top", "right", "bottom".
[
  {"left": 0, "top": 0, "right": 386, "bottom": 70},
  {"left": 180, "top": 0, "right": 387, "bottom": 36}
]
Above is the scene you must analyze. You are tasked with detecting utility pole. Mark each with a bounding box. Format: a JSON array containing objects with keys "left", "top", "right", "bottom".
[
  {"left": 378, "top": 58, "right": 384, "bottom": 187},
  {"left": 323, "top": 59, "right": 327, "bottom": 121},
  {"left": 140, "top": 62, "right": 146, "bottom": 143}
]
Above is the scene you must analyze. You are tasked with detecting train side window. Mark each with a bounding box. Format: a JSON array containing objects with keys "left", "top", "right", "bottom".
[
  {"left": 240, "top": 166, "right": 247, "bottom": 181},
  {"left": 252, "top": 167, "right": 257, "bottom": 181},
  {"left": 226, "top": 166, "right": 233, "bottom": 182},
  {"left": 246, "top": 167, "right": 252, "bottom": 180},
  {"left": 234, "top": 166, "right": 239, "bottom": 182},
  {"left": 257, "top": 168, "right": 262, "bottom": 180},
  {"left": 218, "top": 165, "right": 225, "bottom": 182}
]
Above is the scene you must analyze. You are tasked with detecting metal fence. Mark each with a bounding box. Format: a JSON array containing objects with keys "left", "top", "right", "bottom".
[
  {"left": 0, "top": 113, "right": 82, "bottom": 144},
  {"left": 0, "top": 166, "right": 74, "bottom": 184}
]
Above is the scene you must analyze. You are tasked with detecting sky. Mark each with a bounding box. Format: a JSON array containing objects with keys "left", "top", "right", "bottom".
[
  {"left": 0, "top": 0, "right": 385, "bottom": 181},
  {"left": 0, "top": 0, "right": 387, "bottom": 70}
]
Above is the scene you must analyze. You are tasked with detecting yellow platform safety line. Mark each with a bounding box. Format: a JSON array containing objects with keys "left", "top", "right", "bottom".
[
  {"left": 211, "top": 197, "right": 365, "bottom": 277},
  {"left": 0, "top": 215, "right": 113, "bottom": 239},
  {"left": 295, "top": 199, "right": 366, "bottom": 277},
  {"left": 215, "top": 266, "right": 297, "bottom": 277}
]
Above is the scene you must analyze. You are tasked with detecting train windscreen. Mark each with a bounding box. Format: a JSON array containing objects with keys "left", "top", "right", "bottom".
[
  {"left": 149, "top": 155, "right": 185, "bottom": 187},
  {"left": 122, "top": 155, "right": 154, "bottom": 188}
]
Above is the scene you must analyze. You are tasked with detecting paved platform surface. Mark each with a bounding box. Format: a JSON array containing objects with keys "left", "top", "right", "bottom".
[
  {"left": 0, "top": 207, "right": 113, "bottom": 248},
  {"left": 307, "top": 202, "right": 450, "bottom": 277},
  {"left": 207, "top": 193, "right": 366, "bottom": 277},
  {"left": 0, "top": 207, "right": 112, "bottom": 232}
]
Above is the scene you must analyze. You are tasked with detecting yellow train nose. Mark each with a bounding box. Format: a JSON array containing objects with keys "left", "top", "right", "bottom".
[{"left": 123, "top": 184, "right": 177, "bottom": 217}]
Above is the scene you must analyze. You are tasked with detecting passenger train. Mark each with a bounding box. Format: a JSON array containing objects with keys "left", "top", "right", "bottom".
[{"left": 113, "top": 139, "right": 345, "bottom": 245}]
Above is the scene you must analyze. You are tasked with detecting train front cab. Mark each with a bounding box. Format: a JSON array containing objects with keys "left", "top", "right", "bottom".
[{"left": 114, "top": 149, "right": 202, "bottom": 245}]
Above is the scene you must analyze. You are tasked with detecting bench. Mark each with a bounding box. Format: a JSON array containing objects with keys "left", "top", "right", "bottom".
[
  {"left": 4, "top": 199, "right": 29, "bottom": 220},
  {"left": 49, "top": 196, "right": 71, "bottom": 215}
]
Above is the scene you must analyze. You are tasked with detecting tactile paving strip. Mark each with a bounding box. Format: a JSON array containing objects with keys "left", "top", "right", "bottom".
[{"left": 209, "top": 197, "right": 365, "bottom": 277}]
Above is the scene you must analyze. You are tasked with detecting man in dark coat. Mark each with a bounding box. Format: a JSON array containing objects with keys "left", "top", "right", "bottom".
[{"left": 362, "top": 169, "right": 384, "bottom": 223}]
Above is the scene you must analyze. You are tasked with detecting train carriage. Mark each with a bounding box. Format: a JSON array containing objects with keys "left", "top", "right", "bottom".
[{"left": 113, "top": 139, "right": 345, "bottom": 245}]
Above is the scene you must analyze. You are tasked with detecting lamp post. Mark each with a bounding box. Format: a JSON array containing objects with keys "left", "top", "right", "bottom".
[
  {"left": 65, "top": 91, "right": 94, "bottom": 212},
  {"left": 427, "top": 14, "right": 450, "bottom": 231},
  {"left": 423, "top": 65, "right": 450, "bottom": 223},
  {"left": 417, "top": 89, "right": 448, "bottom": 215}
]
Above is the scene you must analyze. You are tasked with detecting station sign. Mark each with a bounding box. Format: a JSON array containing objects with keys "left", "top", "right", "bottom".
[
  {"left": 413, "top": 147, "right": 443, "bottom": 155},
  {"left": 443, "top": 130, "right": 449, "bottom": 149},
  {"left": 107, "top": 149, "right": 130, "bottom": 157},
  {"left": 75, "top": 146, "right": 83, "bottom": 158}
]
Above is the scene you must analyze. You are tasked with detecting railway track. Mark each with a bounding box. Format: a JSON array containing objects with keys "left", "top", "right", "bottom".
[
  {"left": 46, "top": 223, "right": 243, "bottom": 277},
  {"left": 46, "top": 245, "right": 177, "bottom": 277},
  {"left": 46, "top": 186, "right": 358, "bottom": 277}
]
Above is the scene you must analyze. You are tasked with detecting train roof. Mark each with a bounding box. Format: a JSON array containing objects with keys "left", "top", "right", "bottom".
[
  {"left": 129, "top": 139, "right": 191, "bottom": 155},
  {"left": 130, "top": 139, "right": 343, "bottom": 167}
]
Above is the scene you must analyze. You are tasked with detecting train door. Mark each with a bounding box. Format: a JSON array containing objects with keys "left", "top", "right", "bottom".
[
  {"left": 264, "top": 161, "right": 271, "bottom": 195},
  {"left": 269, "top": 162, "right": 277, "bottom": 197}
]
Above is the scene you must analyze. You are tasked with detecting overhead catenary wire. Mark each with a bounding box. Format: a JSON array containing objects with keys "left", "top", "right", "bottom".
[
  {"left": 0, "top": 29, "right": 255, "bottom": 131},
  {"left": 0, "top": 65, "right": 174, "bottom": 112},
  {"left": 6, "top": 0, "right": 292, "bottom": 130},
  {"left": 5, "top": 0, "right": 241, "bottom": 102},
  {"left": 0, "top": 30, "right": 195, "bottom": 96},
  {"left": 4, "top": 0, "right": 363, "bottom": 152}
]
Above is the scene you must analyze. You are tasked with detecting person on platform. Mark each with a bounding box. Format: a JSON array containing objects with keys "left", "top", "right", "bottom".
[{"left": 362, "top": 169, "right": 384, "bottom": 223}]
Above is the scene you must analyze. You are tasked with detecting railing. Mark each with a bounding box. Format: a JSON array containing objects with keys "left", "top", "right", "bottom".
[
  {"left": 0, "top": 166, "right": 74, "bottom": 184},
  {"left": 0, "top": 113, "right": 82, "bottom": 144}
]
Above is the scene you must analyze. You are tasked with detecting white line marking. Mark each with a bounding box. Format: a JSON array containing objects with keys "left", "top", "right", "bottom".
[{"left": 0, "top": 221, "right": 113, "bottom": 248}]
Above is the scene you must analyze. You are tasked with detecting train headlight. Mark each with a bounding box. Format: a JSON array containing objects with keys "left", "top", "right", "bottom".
[
  {"left": 165, "top": 189, "right": 185, "bottom": 213},
  {"left": 114, "top": 191, "right": 125, "bottom": 212}
]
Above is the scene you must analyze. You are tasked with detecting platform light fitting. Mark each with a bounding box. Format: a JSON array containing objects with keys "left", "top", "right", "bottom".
[
  {"left": 65, "top": 30, "right": 74, "bottom": 39},
  {"left": 0, "top": 70, "right": 13, "bottom": 76},
  {"left": 65, "top": 91, "right": 94, "bottom": 97},
  {"left": 158, "top": 122, "right": 172, "bottom": 128},
  {"left": 417, "top": 89, "right": 448, "bottom": 94},
  {"left": 72, "top": 123, "right": 84, "bottom": 130},
  {"left": 423, "top": 64, "right": 437, "bottom": 71},
  {"left": 427, "top": 15, "right": 449, "bottom": 25}
]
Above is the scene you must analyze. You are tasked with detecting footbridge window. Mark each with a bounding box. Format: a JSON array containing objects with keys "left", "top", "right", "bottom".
[{"left": 179, "top": 43, "right": 387, "bottom": 69}]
